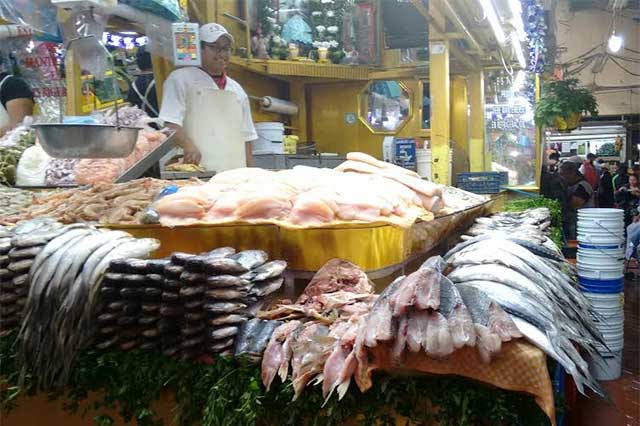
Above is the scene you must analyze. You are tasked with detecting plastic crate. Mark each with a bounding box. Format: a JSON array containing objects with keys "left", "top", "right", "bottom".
[{"left": 456, "top": 172, "right": 508, "bottom": 194}]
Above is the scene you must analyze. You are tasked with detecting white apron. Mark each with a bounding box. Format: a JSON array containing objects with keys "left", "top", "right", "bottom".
[
  {"left": 182, "top": 85, "right": 245, "bottom": 172},
  {"left": 0, "top": 75, "right": 13, "bottom": 128}
]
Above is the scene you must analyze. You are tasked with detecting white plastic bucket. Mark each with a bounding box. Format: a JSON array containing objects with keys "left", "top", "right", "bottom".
[
  {"left": 582, "top": 291, "right": 625, "bottom": 307},
  {"left": 578, "top": 208, "right": 624, "bottom": 217},
  {"left": 588, "top": 350, "right": 622, "bottom": 381},
  {"left": 577, "top": 232, "right": 625, "bottom": 246},
  {"left": 253, "top": 122, "right": 284, "bottom": 154},
  {"left": 416, "top": 149, "right": 432, "bottom": 179},
  {"left": 577, "top": 265, "right": 624, "bottom": 280}
]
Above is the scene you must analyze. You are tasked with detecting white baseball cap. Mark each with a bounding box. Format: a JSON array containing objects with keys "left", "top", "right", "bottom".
[{"left": 200, "top": 23, "right": 234, "bottom": 44}]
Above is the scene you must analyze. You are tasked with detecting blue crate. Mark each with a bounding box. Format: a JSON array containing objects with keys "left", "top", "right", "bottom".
[{"left": 456, "top": 172, "right": 508, "bottom": 194}]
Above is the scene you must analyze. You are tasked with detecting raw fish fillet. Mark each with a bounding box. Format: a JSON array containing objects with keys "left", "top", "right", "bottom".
[{"left": 346, "top": 152, "right": 421, "bottom": 178}]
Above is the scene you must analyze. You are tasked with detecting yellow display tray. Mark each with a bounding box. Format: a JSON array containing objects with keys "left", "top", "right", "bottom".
[{"left": 108, "top": 202, "right": 490, "bottom": 272}]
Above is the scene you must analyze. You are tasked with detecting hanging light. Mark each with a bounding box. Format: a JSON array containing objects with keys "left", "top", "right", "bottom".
[
  {"left": 479, "top": 0, "right": 507, "bottom": 45},
  {"left": 508, "top": 0, "right": 527, "bottom": 41},
  {"left": 513, "top": 32, "right": 527, "bottom": 68},
  {"left": 608, "top": 32, "right": 623, "bottom": 53}
]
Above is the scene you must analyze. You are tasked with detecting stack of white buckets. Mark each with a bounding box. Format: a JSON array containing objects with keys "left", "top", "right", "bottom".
[{"left": 576, "top": 208, "right": 625, "bottom": 381}]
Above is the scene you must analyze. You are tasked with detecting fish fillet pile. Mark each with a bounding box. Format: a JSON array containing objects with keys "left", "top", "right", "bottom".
[
  {"left": 95, "top": 247, "right": 286, "bottom": 362},
  {"left": 15, "top": 221, "right": 160, "bottom": 390},
  {"left": 154, "top": 152, "right": 453, "bottom": 228},
  {"left": 74, "top": 130, "right": 167, "bottom": 185},
  {"left": 1, "top": 178, "right": 172, "bottom": 225}
]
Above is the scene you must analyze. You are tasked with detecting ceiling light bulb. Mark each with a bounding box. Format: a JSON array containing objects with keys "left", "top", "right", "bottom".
[{"left": 608, "top": 33, "right": 623, "bottom": 53}]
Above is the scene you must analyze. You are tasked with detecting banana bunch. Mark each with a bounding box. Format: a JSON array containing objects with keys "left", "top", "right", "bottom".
[
  {"left": 165, "top": 162, "right": 205, "bottom": 173},
  {"left": 0, "top": 130, "right": 36, "bottom": 185}
]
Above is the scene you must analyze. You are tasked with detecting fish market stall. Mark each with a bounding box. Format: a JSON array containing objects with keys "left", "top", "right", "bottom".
[{"left": 0, "top": 205, "right": 600, "bottom": 426}]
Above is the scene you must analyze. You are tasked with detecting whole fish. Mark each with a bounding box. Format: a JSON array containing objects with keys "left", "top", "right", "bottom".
[
  {"left": 202, "top": 257, "right": 248, "bottom": 274},
  {"left": 204, "top": 302, "right": 247, "bottom": 314},
  {"left": 250, "top": 277, "right": 284, "bottom": 297},
  {"left": 205, "top": 287, "right": 248, "bottom": 300},
  {"left": 230, "top": 250, "right": 269, "bottom": 270},
  {"left": 206, "top": 275, "right": 251, "bottom": 288},
  {"left": 209, "top": 314, "right": 247, "bottom": 326},
  {"left": 208, "top": 326, "right": 239, "bottom": 340},
  {"left": 209, "top": 338, "right": 235, "bottom": 352},
  {"left": 206, "top": 247, "right": 236, "bottom": 258},
  {"left": 243, "top": 260, "right": 287, "bottom": 282}
]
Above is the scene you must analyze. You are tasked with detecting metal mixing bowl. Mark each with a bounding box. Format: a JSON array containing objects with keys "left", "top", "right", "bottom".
[{"left": 33, "top": 124, "right": 139, "bottom": 158}]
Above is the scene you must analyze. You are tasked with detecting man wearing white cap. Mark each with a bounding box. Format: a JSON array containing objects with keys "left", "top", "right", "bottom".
[{"left": 160, "top": 23, "right": 257, "bottom": 169}]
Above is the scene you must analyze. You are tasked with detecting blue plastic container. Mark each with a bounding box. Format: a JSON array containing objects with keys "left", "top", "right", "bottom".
[{"left": 578, "top": 276, "right": 624, "bottom": 294}]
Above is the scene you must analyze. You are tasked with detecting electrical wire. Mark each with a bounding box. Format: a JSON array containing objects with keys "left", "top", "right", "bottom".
[{"left": 609, "top": 56, "right": 640, "bottom": 76}]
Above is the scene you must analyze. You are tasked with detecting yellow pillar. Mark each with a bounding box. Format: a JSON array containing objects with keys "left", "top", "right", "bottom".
[
  {"left": 151, "top": 55, "right": 174, "bottom": 105},
  {"left": 450, "top": 75, "right": 469, "bottom": 179},
  {"left": 289, "top": 81, "right": 308, "bottom": 143},
  {"left": 535, "top": 74, "right": 542, "bottom": 188},
  {"left": 428, "top": 6, "right": 450, "bottom": 184},
  {"left": 468, "top": 70, "right": 485, "bottom": 171}
]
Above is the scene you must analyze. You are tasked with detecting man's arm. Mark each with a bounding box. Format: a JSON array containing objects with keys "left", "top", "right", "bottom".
[
  {"left": 166, "top": 122, "right": 201, "bottom": 165},
  {"left": 245, "top": 141, "right": 253, "bottom": 167},
  {"left": 6, "top": 98, "right": 33, "bottom": 127}
]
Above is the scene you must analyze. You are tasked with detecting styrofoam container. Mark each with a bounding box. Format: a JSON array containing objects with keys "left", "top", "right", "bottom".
[
  {"left": 588, "top": 350, "right": 622, "bottom": 381},
  {"left": 253, "top": 122, "right": 284, "bottom": 154},
  {"left": 416, "top": 149, "right": 432, "bottom": 179}
]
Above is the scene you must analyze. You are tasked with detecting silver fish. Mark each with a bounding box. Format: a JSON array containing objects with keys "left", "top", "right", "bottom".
[
  {"left": 204, "top": 302, "right": 247, "bottom": 314},
  {"left": 206, "top": 275, "right": 251, "bottom": 288},
  {"left": 243, "top": 260, "right": 287, "bottom": 282},
  {"left": 208, "top": 337, "right": 235, "bottom": 352},
  {"left": 209, "top": 314, "right": 247, "bottom": 326},
  {"left": 250, "top": 277, "right": 284, "bottom": 297},
  {"left": 439, "top": 276, "right": 475, "bottom": 348},
  {"left": 205, "top": 288, "right": 248, "bottom": 300},
  {"left": 230, "top": 250, "right": 268, "bottom": 270},
  {"left": 209, "top": 326, "right": 239, "bottom": 340},
  {"left": 207, "top": 247, "right": 236, "bottom": 258},
  {"left": 202, "top": 257, "right": 248, "bottom": 274}
]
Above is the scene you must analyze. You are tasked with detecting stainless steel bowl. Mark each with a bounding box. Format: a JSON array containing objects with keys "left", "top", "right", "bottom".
[{"left": 33, "top": 124, "right": 139, "bottom": 158}]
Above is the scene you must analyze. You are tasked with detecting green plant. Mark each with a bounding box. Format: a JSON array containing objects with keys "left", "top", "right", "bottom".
[
  {"left": 534, "top": 78, "right": 598, "bottom": 128},
  {"left": 0, "top": 332, "right": 554, "bottom": 426}
]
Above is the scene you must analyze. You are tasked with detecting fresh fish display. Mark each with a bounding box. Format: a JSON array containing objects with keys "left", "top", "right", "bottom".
[
  {"left": 92, "top": 247, "right": 287, "bottom": 360},
  {"left": 14, "top": 221, "right": 159, "bottom": 390},
  {"left": 0, "top": 220, "right": 69, "bottom": 336},
  {"left": 443, "top": 208, "right": 606, "bottom": 396},
  {"left": 234, "top": 318, "right": 282, "bottom": 360}
]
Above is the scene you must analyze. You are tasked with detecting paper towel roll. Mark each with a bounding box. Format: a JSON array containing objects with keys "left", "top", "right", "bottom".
[{"left": 260, "top": 96, "right": 299, "bottom": 115}]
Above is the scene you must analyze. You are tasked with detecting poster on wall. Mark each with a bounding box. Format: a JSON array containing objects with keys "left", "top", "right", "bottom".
[{"left": 485, "top": 71, "right": 536, "bottom": 186}]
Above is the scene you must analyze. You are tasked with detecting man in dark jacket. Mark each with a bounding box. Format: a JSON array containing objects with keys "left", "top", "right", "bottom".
[{"left": 598, "top": 164, "right": 615, "bottom": 208}]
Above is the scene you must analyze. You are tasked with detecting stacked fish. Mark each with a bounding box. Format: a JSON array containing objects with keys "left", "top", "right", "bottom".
[
  {"left": 159, "top": 259, "right": 183, "bottom": 357},
  {"left": 202, "top": 252, "right": 286, "bottom": 358},
  {"left": 93, "top": 248, "right": 287, "bottom": 360},
  {"left": 463, "top": 207, "right": 552, "bottom": 243},
  {"left": 0, "top": 219, "right": 65, "bottom": 335},
  {"left": 16, "top": 225, "right": 159, "bottom": 390},
  {"left": 445, "top": 211, "right": 605, "bottom": 396},
  {"left": 96, "top": 259, "right": 168, "bottom": 352}
]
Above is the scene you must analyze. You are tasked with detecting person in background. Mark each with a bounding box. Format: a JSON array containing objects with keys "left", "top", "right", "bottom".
[
  {"left": 0, "top": 71, "right": 34, "bottom": 137},
  {"left": 615, "top": 173, "right": 640, "bottom": 226},
  {"left": 559, "top": 160, "right": 594, "bottom": 240},
  {"left": 579, "top": 153, "right": 599, "bottom": 194},
  {"left": 598, "top": 164, "right": 615, "bottom": 208},
  {"left": 613, "top": 161, "right": 629, "bottom": 191},
  {"left": 540, "top": 151, "right": 564, "bottom": 199},
  {"left": 127, "top": 46, "right": 158, "bottom": 117}
]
